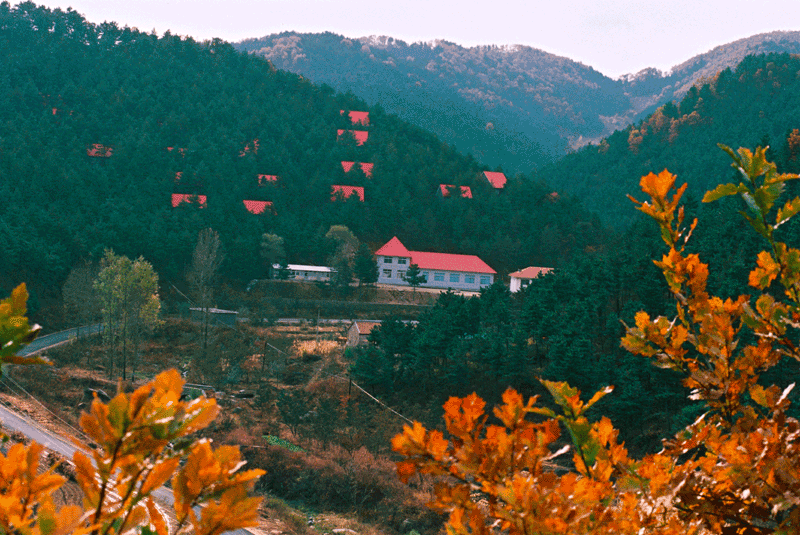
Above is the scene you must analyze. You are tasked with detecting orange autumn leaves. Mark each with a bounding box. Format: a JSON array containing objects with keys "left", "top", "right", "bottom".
[
  {"left": 0, "top": 368, "right": 263, "bottom": 535},
  {"left": 393, "top": 146, "right": 800, "bottom": 534}
]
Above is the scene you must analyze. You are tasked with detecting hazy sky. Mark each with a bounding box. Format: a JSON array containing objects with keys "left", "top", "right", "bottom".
[{"left": 27, "top": 0, "right": 800, "bottom": 78}]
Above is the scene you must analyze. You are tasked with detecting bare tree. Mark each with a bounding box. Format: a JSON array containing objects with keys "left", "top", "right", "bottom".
[{"left": 188, "top": 228, "right": 224, "bottom": 360}]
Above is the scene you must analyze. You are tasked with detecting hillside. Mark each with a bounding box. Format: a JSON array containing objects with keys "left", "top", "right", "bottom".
[
  {"left": 540, "top": 52, "right": 800, "bottom": 227},
  {"left": 235, "top": 31, "right": 800, "bottom": 172},
  {"left": 0, "top": 2, "right": 605, "bottom": 316}
]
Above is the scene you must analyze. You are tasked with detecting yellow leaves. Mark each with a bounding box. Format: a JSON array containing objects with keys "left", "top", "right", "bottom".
[
  {"left": 0, "top": 442, "right": 70, "bottom": 535},
  {"left": 750, "top": 251, "right": 780, "bottom": 289},
  {"left": 444, "top": 392, "right": 486, "bottom": 430},
  {"left": 640, "top": 169, "right": 678, "bottom": 201},
  {"left": 172, "top": 440, "right": 264, "bottom": 534},
  {"left": 395, "top": 145, "right": 800, "bottom": 535},
  {"left": 0, "top": 283, "right": 43, "bottom": 368},
  {"left": 0, "top": 369, "right": 263, "bottom": 535}
]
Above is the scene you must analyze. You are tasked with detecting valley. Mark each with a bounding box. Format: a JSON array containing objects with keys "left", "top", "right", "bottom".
[{"left": 3, "top": 1, "right": 800, "bottom": 533}]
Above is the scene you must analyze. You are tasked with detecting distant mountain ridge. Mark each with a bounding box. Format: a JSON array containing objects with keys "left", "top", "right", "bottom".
[{"left": 236, "top": 31, "right": 800, "bottom": 172}]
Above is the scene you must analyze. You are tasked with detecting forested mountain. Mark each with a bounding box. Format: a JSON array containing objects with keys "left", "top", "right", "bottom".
[
  {"left": 540, "top": 52, "right": 800, "bottom": 227},
  {"left": 235, "top": 31, "right": 800, "bottom": 172},
  {"left": 0, "top": 2, "right": 605, "bottom": 313}
]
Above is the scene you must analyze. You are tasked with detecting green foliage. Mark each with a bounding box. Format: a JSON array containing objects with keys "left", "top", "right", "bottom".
[
  {"left": 263, "top": 434, "right": 305, "bottom": 453},
  {"left": 95, "top": 250, "right": 161, "bottom": 380},
  {"left": 544, "top": 53, "right": 800, "bottom": 227},
  {"left": 402, "top": 263, "right": 426, "bottom": 290},
  {"left": 353, "top": 243, "right": 377, "bottom": 285}
]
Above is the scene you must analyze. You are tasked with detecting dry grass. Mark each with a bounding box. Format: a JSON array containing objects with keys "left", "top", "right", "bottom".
[{"left": 292, "top": 339, "right": 340, "bottom": 358}]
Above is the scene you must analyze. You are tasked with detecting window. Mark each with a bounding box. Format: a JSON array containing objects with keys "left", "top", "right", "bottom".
[
  {"left": 383, "top": 257, "right": 393, "bottom": 263},
  {"left": 449, "top": 273, "right": 460, "bottom": 283},
  {"left": 464, "top": 274, "right": 475, "bottom": 284},
  {"left": 422, "top": 272, "right": 429, "bottom": 282},
  {"left": 480, "top": 275, "right": 491, "bottom": 285},
  {"left": 383, "top": 269, "right": 392, "bottom": 278},
  {"left": 434, "top": 272, "right": 445, "bottom": 282},
  {"left": 398, "top": 270, "right": 406, "bottom": 280},
  {"left": 398, "top": 257, "right": 407, "bottom": 265}
]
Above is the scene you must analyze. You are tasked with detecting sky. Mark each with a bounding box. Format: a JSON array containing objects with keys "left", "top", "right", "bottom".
[{"left": 26, "top": 0, "right": 800, "bottom": 78}]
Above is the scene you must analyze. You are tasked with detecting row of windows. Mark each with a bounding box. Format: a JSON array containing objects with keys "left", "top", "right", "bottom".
[
  {"left": 382, "top": 269, "right": 491, "bottom": 286},
  {"left": 382, "top": 256, "right": 407, "bottom": 265}
]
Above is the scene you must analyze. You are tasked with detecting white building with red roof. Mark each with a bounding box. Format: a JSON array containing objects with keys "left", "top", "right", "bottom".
[
  {"left": 508, "top": 266, "right": 553, "bottom": 292},
  {"left": 375, "top": 237, "right": 495, "bottom": 291}
]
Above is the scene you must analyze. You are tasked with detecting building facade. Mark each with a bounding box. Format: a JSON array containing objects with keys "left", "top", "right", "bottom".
[
  {"left": 375, "top": 237, "right": 495, "bottom": 291},
  {"left": 272, "top": 264, "right": 336, "bottom": 282}
]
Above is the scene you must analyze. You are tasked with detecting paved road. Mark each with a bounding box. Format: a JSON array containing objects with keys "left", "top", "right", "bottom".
[
  {"left": 17, "top": 323, "right": 104, "bottom": 356},
  {"left": 2, "top": 325, "right": 253, "bottom": 535}
]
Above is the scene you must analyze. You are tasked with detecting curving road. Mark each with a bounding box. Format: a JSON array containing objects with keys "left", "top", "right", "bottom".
[
  {"left": 1, "top": 325, "right": 254, "bottom": 535},
  {"left": 16, "top": 323, "right": 104, "bottom": 356}
]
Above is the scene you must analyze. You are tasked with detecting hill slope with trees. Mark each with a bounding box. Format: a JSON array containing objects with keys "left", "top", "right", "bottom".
[
  {"left": 0, "top": 2, "right": 605, "bottom": 318},
  {"left": 540, "top": 52, "right": 800, "bottom": 227},
  {"left": 235, "top": 32, "right": 800, "bottom": 172}
]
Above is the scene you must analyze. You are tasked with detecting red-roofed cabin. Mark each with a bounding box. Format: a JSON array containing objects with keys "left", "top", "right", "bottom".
[
  {"left": 438, "top": 184, "right": 473, "bottom": 199},
  {"left": 375, "top": 237, "right": 495, "bottom": 291},
  {"left": 341, "top": 161, "right": 374, "bottom": 178},
  {"left": 171, "top": 193, "right": 207, "bottom": 208},
  {"left": 243, "top": 200, "right": 274, "bottom": 214},
  {"left": 483, "top": 171, "right": 507, "bottom": 189},
  {"left": 257, "top": 174, "right": 279, "bottom": 185},
  {"left": 509, "top": 266, "right": 553, "bottom": 292},
  {"left": 331, "top": 185, "right": 365, "bottom": 202},
  {"left": 337, "top": 129, "right": 368, "bottom": 146},
  {"left": 87, "top": 144, "right": 113, "bottom": 158},
  {"left": 340, "top": 110, "right": 370, "bottom": 126}
]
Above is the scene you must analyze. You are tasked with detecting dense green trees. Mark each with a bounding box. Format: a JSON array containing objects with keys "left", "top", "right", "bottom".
[
  {"left": 542, "top": 53, "right": 800, "bottom": 227},
  {"left": 0, "top": 2, "right": 605, "bottom": 323}
]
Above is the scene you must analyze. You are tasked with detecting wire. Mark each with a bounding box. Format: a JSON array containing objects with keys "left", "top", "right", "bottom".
[
  {"left": 1, "top": 374, "right": 90, "bottom": 442},
  {"left": 257, "top": 336, "right": 415, "bottom": 424}
]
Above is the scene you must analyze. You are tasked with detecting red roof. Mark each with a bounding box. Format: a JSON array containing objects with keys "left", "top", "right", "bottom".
[
  {"left": 509, "top": 266, "right": 553, "bottom": 279},
  {"left": 340, "top": 110, "right": 370, "bottom": 126},
  {"left": 87, "top": 144, "right": 113, "bottom": 157},
  {"left": 439, "top": 184, "right": 473, "bottom": 198},
  {"left": 375, "top": 236, "right": 410, "bottom": 257},
  {"left": 483, "top": 171, "right": 507, "bottom": 189},
  {"left": 337, "top": 129, "right": 369, "bottom": 146},
  {"left": 331, "top": 185, "right": 364, "bottom": 202},
  {"left": 341, "top": 161, "right": 374, "bottom": 178},
  {"left": 171, "top": 193, "right": 207, "bottom": 208},
  {"left": 257, "top": 174, "right": 278, "bottom": 185},
  {"left": 243, "top": 200, "right": 273, "bottom": 214},
  {"left": 167, "top": 147, "right": 187, "bottom": 156},
  {"left": 174, "top": 171, "right": 183, "bottom": 183},
  {"left": 375, "top": 237, "right": 495, "bottom": 274}
]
